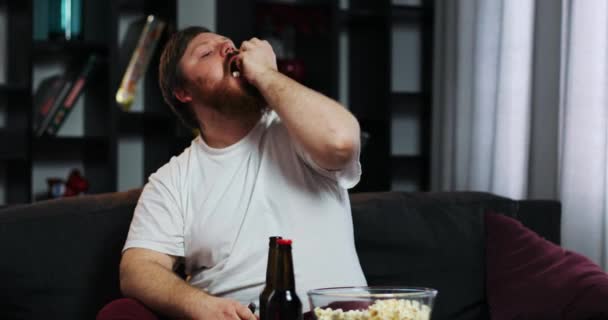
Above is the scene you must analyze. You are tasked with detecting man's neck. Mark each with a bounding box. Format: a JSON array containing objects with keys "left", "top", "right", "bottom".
[{"left": 197, "top": 108, "right": 263, "bottom": 149}]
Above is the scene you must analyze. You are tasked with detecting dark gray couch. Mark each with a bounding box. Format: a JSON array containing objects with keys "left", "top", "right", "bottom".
[{"left": 0, "top": 189, "right": 560, "bottom": 320}]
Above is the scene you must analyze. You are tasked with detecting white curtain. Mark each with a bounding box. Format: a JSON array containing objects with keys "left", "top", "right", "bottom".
[
  {"left": 432, "top": 0, "right": 608, "bottom": 269},
  {"left": 559, "top": 0, "right": 608, "bottom": 270}
]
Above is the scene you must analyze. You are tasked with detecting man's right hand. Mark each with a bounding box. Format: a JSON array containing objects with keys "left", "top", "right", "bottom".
[
  {"left": 235, "top": 37, "right": 278, "bottom": 87},
  {"left": 194, "top": 296, "right": 256, "bottom": 320},
  {"left": 120, "top": 248, "right": 256, "bottom": 320}
]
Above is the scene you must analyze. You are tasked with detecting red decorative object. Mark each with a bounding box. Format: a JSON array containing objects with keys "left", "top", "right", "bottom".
[
  {"left": 255, "top": 2, "right": 331, "bottom": 84},
  {"left": 278, "top": 58, "right": 305, "bottom": 83},
  {"left": 64, "top": 169, "right": 89, "bottom": 197},
  {"left": 255, "top": 4, "right": 330, "bottom": 36}
]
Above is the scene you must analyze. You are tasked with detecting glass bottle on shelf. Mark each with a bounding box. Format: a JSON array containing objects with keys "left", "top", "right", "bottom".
[{"left": 48, "top": 0, "right": 82, "bottom": 41}]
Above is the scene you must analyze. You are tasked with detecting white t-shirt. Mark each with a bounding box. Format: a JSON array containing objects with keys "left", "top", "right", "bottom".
[{"left": 123, "top": 111, "right": 367, "bottom": 311}]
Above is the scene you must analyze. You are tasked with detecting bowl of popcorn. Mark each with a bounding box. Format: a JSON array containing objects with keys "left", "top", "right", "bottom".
[{"left": 307, "top": 287, "right": 437, "bottom": 320}]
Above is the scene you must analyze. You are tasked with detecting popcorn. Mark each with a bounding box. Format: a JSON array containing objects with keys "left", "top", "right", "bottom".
[{"left": 314, "top": 299, "right": 431, "bottom": 320}]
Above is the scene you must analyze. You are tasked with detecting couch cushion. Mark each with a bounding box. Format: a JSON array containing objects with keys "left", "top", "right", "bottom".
[
  {"left": 0, "top": 189, "right": 141, "bottom": 320},
  {"left": 350, "top": 192, "right": 490, "bottom": 320},
  {"left": 485, "top": 212, "right": 608, "bottom": 319}
]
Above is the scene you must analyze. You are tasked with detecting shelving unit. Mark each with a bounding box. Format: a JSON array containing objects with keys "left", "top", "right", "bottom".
[
  {"left": 216, "top": 0, "right": 434, "bottom": 193},
  {"left": 111, "top": 0, "right": 192, "bottom": 192},
  {"left": 0, "top": 0, "right": 32, "bottom": 204},
  {"left": 0, "top": 0, "right": 183, "bottom": 205},
  {"left": 343, "top": 0, "right": 433, "bottom": 192},
  {"left": 0, "top": 0, "right": 434, "bottom": 205}
]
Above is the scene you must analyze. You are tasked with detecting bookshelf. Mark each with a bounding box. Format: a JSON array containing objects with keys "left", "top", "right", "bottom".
[
  {"left": 341, "top": 0, "right": 433, "bottom": 192},
  {"left": 216, "top": 0, "right": 434, "bottom": 193},
  {"left": 0, "top": 0, "right": 183, "bottom": 205},
  {"left": 0, "top": 0, "right": 434, "bottom": 205}
]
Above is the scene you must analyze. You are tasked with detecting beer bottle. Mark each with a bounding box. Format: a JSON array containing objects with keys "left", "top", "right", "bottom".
[
  {"left": 266, "top": 239, "right": 302, "bottom": 320},
  {"left": 260, "top": 236, "right": 282, "bottom": 320}
]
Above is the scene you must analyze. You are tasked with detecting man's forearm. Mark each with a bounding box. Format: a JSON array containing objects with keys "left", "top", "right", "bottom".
[
  {"left": 120, "top": 260, "right": 208, "bottom": 319},
  {"left": 252, "top": 69, "right": 360, "bottom": 170}
]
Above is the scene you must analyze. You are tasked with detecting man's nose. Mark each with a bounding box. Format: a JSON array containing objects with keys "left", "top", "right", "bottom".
[{"left": 220, "top": 41, "right": 236, "bottom": 57}]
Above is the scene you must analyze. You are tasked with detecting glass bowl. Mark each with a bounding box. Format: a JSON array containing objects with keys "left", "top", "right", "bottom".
[{"left": 307, "top": 286, "right": 437, "bottom": 320}]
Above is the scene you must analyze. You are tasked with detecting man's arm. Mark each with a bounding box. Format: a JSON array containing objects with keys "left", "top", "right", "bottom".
[
  {"left": 238, "top": 38, "right": 360, "bottom": 171},
  {"left": 120, "top": 248, "right": 254, "bottom": 320}
]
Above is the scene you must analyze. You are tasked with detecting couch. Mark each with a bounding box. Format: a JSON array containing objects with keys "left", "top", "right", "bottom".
[{"left": 1, "top": 189, "right": 606, "bottom": 320}]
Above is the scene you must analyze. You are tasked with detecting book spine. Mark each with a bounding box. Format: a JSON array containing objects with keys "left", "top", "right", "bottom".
[
  {"left": 36, "top": 79, "right": 72, "bottom": 137},
  {"left": 45, "top": 55, "right": 98, "bottom": 136},
  {"left": 33, "top": 77, "right": 64, "bottom": 134},
  {"left": 116, "top": 15, "right": 166, "bottom": 110}
]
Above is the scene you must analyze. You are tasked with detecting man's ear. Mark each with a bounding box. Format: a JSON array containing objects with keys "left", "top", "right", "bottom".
[{"left": 174, "top": 87, "right": 192, "bottom": 104}]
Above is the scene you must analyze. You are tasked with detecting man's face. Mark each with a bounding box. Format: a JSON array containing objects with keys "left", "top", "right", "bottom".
[{"left": 178, "top": 32, "right": 264, "bottom": 117}]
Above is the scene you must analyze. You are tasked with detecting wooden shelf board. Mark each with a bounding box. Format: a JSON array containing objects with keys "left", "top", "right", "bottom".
[
  {"left": 0, "top": 84, "right": 29, "bottom": 95},
  {"left": 33, "top": 40, "right": 108, "bottom": 58},
  {"left": 118, "top": 111, "right": 177, "bottom": 136},
  {"left": 32, "top": 136, "right": 110, "bottom": 161},
  {"left": 391, "top": 154, "right": 426, "bottom": 162},
  {"left": 391, "top": 5, "right": 424, "bottom": 21},
  {"left": 338, "top": 9, "right": 385, "bottom": 26},
  {"left": 255, "top": 0, "right": 330, "bottom": 7}
]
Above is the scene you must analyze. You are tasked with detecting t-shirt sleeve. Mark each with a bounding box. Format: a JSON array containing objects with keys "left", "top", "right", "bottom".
[
  {"left": 123, "top": 164, "right": 185, "bottom": 257},
  {"left": 292, "top": 136, "right": 362, "bottom": 190}
]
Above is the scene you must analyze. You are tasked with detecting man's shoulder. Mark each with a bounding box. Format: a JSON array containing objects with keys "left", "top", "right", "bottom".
[
  {"left": 263, "top": 111, "right": 290, "bottom": 139},
  {"left": 148, "top": 139, "right": 197, "bottom": 183}
]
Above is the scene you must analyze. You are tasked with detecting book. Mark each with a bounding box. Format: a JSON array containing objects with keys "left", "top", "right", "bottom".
[
  {"left": 37, "top": 54, "right": 99, "bottom": 137},
  {"left": 34, "top": 75, "right": 73, "bottom": 137},
  {"left": 115, "top": 15, "right": 166, "bottom": 110},
  {"left": 33, "top": 75, "right": 66, "bottom": 135}
]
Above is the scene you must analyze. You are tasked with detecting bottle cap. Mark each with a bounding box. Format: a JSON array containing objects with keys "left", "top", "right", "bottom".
[
  {"left": 277, "top": 239, "right": 292, "bottom": 245},
  {"left": 269, "top": 236, "right": 282, "bottom": 246}
]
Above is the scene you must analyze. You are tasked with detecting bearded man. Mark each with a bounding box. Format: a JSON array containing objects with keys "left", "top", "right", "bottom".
[{"left": 97, "top": 26, "right": 367, "bottom": 320}]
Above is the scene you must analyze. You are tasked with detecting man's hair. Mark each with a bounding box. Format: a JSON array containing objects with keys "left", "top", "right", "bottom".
[{"left": 159, "top": 26, "right": 211, "bottom": 130}]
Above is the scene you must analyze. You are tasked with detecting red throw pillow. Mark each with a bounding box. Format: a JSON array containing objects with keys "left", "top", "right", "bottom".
[
  {"left": 96, "top": 298, "right": 161, "bottom": 320},
  {"left": 485, "top": 212, "right": 608, "bottom": 320}
]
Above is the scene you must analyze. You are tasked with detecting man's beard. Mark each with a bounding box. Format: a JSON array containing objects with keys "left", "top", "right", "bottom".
[{"left": 204, "top": 80, "right": 266, "bottom": 117}]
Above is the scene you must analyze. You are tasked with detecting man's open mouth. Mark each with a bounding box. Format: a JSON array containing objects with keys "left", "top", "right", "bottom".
[{"left": 228, "top": 52, "right": 240, "bottom": 78}]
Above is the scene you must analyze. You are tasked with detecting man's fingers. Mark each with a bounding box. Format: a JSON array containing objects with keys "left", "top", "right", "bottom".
[
  {"left": 235, "top": 303, "right": 255, "bottom": 320},
  {"left": 240, "top": 41, "right": 253, "bottom": 51},
  {"left": 234, "top": 53, "right": 245, "bottom": 70},
  {"left": 241, "top": 38, "right": 267, "bottom": 51}
]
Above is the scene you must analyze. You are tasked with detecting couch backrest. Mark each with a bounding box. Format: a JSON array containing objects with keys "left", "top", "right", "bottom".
[
  {"left": 0, "top": 189, "right": 142, "bottom": 320},
  {"left": 350, "top": 191, "right": 561, "bottom": 320},
  {"left": 0, "top": 190, "right": 560, "bottom": 320}
]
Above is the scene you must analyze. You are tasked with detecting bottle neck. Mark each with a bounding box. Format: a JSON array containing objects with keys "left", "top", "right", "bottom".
[
  {"left": 276, "top": 244, "right": 296, "bottom": 291},
  {"left": 265, "top": 237, "right": 280, "bottom": 286}
]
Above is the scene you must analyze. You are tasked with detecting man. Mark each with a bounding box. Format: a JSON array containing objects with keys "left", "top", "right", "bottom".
[{"left": 98, "top": 26, "right": 367, "bottom": 320}]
